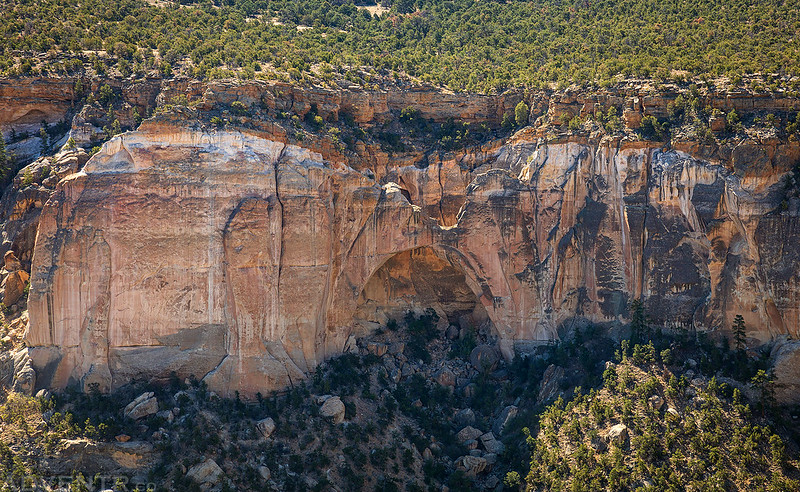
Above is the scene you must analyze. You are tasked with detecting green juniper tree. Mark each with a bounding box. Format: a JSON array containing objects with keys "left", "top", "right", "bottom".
[{"left": 514, "top": 100, "right": 529, "bottom": 127}]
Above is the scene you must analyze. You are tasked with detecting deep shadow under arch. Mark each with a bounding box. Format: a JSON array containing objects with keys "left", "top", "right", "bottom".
[{"left": 353, "top": 246, "right": 490, "bottom": 334}]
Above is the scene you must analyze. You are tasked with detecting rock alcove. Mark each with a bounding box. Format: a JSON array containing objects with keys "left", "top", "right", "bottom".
[{"left": 353, "top": 246, "right": 491, "bottom": 336}]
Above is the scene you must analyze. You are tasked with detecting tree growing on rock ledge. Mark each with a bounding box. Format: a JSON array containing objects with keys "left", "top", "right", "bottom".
[{"left": 515, "top": 100, "right": 529, "bottom": 127}]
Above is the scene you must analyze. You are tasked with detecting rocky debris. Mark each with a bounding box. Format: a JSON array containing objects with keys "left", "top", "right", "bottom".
[
  {"left": 258, "top": 466, "right": 271, "bottom": 480},
  {"left": 187, "top": 458, "right": 223, "bottom": 486},
  {"left": 455, "top": 455, "right": 488, "bottom": 476},
  {"left": 493, "top": 405, "right": 517, "bottom": 436},
  {"left": 464, "top": 439, "right": 478, "bottom": 450},
  {"left": 388, "top": 342, "right": 405, "bottom": 354},
  {"left": 0, "top": 251, "right": 28, "bottom": 307},
  {"left": 537, "top": 365, "right": 565, "bottom": 404},
  {"left": 320, "top": 396, "right": 345, "bottom": 424},
  {"left": 456, "top": 426, "right": 484, "bottom": 443},
  {"left": 256, "top": 417, "right": 276, "bottom": 438},
  {"left": 124, "top": 392, "right": 158, "bottom": 420},
  {"left": 606, "top": 424, "right": 628, "bottom": 444},
  {"left": 470, "top": 345, "right": 500, "bottom": 372}
]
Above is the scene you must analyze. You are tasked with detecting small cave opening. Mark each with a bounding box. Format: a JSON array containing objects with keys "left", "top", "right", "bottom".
[{"left": 353, "top": 246, "right": 490, "bottom": 336}]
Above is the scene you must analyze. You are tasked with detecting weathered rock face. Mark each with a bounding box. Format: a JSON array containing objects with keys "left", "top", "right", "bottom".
[
  {"left": 26, "top": 119, "right": 438, "bottom": 395},
  {"left": 22, "top": 103, "right": 800, "bottom": 397}
]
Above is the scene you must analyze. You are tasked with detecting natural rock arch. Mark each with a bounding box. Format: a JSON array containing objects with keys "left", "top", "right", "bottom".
[{"left": 352, "top": 245, "right": 493, "bottom": 336}]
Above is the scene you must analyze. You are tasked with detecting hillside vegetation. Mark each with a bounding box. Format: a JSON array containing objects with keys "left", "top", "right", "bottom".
[
  {"left": 1, "top": 0, "right": 800, "bottom": 92},
  {"left": 0, "top": 306, "right": 798, "bottom": 490}
]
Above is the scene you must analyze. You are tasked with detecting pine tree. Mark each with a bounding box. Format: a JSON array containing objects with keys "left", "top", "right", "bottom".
[
  {"left": 630, "top": 298, "right": 649, "bottom": 342},
  {"left": 751, "top": 369, "right": 776, "bottom": 416},
  {"left": 733, "top": 314, "right": 746, "bottom": 351}
]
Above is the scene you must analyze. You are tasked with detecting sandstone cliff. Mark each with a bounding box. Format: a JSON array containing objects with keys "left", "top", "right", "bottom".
[
  {"left": 2, "top": 77, "right": 798, "bottom": 396},
  {"left": 24, "top": 124, "right": 800, "bottom": 396}
]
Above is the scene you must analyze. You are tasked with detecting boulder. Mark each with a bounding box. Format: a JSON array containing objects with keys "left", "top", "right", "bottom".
[
  {"left": 537, "top": 365, "right": 565, "bottom": 404},
  {"left": 446, "top": 325, "right": 460, "bottom": 340},
  {"left": 10, "top": 348, "right": 36, "bottom": 395},
  {"left": 606, "top": 424, "right": 628, "bottom": 445},
  {"left": 457, "top": 426, "right": 483, "bottom": 443},
  {"left": 648, "top": 395, "right": 664, "bottom": 410},
  {"left": 320, "top": 396, "right": 345, "bottom": 424},
  {"left": 367, "top": 342, "right": 388, "bottom": 357},
  {"left": 258, "top": 466, "right": 271, "bottom": 480},
  {"left": 124, "top": 392, "right": 158, "bottom": 420},
  {"left": 492, "top": 405, "right": 518, "bottom": 436},
  {"left": 256, "top": 417, "right": 276, "bottom": 438},
  {"left": 187, "top": 458, "right": 223, "bottom": 485},
  {"left": 771, "top": 340, "right": 800, "bottom": 405},
  {"left": 435, "top": 368, "right": 456, "bottom": 387},
  {"left": 455, "top": 408, "right": 476, "bottom": 426},
  {"left": 43, "top": 439, "right": 155, "bottom": 475},
  {"left": 455, "top": 455, "right": 488, "bottom": 476},
  {"left": 3, "top": 252, "right": 21, "bottom": 272},
  {"left": 156, "top": 409, "right": 174, "bottom": 423},
  {"left": 470, "top": 345, "right": 500, "bottom": 371},
  {"left": 1, "top": 270, "right": 28, "bottom": 307},
  {"left": 480, "top": 432, "right": 505, "bottom": 454}
]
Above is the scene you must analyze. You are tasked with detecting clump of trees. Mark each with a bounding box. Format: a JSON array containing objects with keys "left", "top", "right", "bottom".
[{"left": 2, "top": 0, "right": 800, "bottom": 92}]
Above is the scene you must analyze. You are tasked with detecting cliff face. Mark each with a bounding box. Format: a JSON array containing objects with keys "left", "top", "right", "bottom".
[
  {"left": 23, "top": 121, "right": 800, "bottom": 396},
  {"left": 3, "top": 77, "right": 799, "bottom": 396}
]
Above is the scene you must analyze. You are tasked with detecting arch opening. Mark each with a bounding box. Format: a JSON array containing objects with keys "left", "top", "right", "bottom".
[{"left": 352, "top": 246, "right": 490, "bottom": 335}]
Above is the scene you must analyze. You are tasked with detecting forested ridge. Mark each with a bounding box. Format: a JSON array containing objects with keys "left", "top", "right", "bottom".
[{"left": 2, "top": 0, "right": 800, "bottom": 92}]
